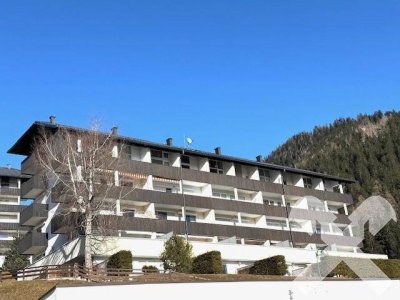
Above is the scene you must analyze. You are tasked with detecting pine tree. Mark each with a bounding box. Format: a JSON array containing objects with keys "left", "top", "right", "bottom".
[{"left": 2, "top": 237, "right": 29, "bottom": 274}]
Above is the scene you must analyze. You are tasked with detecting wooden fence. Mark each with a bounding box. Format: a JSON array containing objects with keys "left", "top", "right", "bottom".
[{"left": 1, "top": 264, "right": 169, "bottom": 282}]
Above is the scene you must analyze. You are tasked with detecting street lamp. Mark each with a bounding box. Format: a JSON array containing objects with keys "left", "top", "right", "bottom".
[{"left": 180, "top": 136, "right": 193, "bottom": 241}]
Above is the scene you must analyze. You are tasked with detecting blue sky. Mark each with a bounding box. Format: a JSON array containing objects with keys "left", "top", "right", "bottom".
[{"left": 1, "top": 0, "right": 399, "bottom": 168}]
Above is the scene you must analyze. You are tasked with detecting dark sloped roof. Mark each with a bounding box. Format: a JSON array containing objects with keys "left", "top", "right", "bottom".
[
  {"left": 8, "top": 121, "right": 356, "bottom": 183},
  {"left": 0, "top": 167, "right": 29, "bottom": 179}
]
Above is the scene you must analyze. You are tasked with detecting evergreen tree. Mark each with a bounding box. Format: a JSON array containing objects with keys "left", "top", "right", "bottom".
[
  {"left": 2, "top": 237, "right": 29, "bottom": 274},
  {"left": 160, "top": 235, "right": 193, "bottom": 273}
]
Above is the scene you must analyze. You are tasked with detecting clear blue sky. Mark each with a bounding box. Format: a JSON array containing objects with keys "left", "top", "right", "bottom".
[{"left": 1, "top": 0, "right": 399, "bottom": 168}]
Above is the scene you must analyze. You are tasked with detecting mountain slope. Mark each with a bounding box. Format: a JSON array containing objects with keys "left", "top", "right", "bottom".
[{"left": 266, "top": 111, "right": 400, "bottom": 258}]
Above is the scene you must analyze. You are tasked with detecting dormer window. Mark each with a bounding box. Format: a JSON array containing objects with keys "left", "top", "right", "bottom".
[
  {"left": 151, "top": 149, "right": 170, "bottom": 166},
  {"left": 259, "top": 168, "right": 271, "bottom": 182},
  {"left": 209, "top": 160, "right": 224, "bottom": 174}
]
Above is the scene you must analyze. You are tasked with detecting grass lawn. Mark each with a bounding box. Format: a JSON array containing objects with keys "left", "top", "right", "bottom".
[{"left": 0, "top": 280, "right": 85, "bottom": 300}]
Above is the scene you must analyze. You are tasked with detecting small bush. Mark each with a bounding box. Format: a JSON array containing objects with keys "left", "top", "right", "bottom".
[
  {"left": 249, "top": 255, "right": 287, "bottom": 276},
  {"left": 192, "top": 251, "right": 223, "bottom": 274},
  {"left": 319, "top": 257, "right": 400, "bottom": 279},
  {"left": 107, "top": 250, "right": 133, "bottom": 269},
  {"left": 142, "top": 265, "right": 159, "bottom": 273}
]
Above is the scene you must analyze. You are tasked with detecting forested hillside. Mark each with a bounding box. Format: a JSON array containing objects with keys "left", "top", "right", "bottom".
[{"left": 266, "top": 111, "right": 400, "bottom": 258}]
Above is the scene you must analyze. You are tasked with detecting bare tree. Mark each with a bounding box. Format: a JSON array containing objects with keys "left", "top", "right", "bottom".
[{"left": 33, "top": 122, "right": 135, "bottom": 273}]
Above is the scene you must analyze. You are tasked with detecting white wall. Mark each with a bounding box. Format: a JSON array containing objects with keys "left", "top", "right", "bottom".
[{"left": 43, "top": 280, "right": 400, "bottom": 300}]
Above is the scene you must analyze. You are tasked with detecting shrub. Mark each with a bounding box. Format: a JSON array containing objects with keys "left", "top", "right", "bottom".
[
  {"left": 318, "top": 257, "right": 400, "bottom": 279},
  {"left": 142, "top": 265, "right": 159, "bottom": 273},
  {"left": 107, "top": 250, "right": 133, "bottom": 269},
  {"left": 160, "top": 235, "right": 193, "bottom": 273},
  {"left": 249, "top": 255, "right": 287, "bottom": 276},
  {"left": 192, "top": 251, "right": 223, "bottom": 274}
]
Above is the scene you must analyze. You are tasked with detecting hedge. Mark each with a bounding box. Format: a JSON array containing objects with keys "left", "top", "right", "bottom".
[
  {"left": 142, "top": 265, "right": 159, "bottom": 273},
  {"left": 315, "top": 257, "right": 400, "bottom": 279},
  {"left": 192, "top": 251, "right": 223, "bottom": 274},
  {"left": 107, "top": 250, "right": 133, "bottom": 269},
  {"left": 249, "top": 255, "right": 287, "bottom": 276}
]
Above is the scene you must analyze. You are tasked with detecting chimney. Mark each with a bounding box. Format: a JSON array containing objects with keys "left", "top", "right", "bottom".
[
  {"left": 111, "top": 127, "right": 118, "bottom": 135},
  {"left": 214, "top": 147, "right": 222, "bottom": 155},
  {"left": 49, "top": 116, "right": 56, "bottom": 124},
  {"left": 166, "top": 138, "right": 173, "bottom": 146},
  {"left": 256, "top": 155, "right": 263, "bottom": 162}
]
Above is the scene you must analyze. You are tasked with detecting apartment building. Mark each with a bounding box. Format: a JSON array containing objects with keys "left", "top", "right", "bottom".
[
  {"left": 9, "top": 119, "right": 387, "bottom": 273},
  {"left": 0, "top": 166, "right": 28, "bottom": 267}
]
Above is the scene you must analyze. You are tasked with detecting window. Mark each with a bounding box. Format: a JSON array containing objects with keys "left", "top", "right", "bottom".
[
  {"left": 185, "top": 215, "right": 196, "bottom": 223},
  {"left": 166, "top": 188, "right": 173, "bottom": 193},
  {"left": 235, "top": 164, "right": 242, "bottom": 177},
  {"left": 209, "top": 160, "right": 224, "bottom": 174},
  {"left": 266, "top": 218, "right": 287, "bottom": 228},
  {"left": 156, "top": 211, "right": 168, "bottom": 220},
  {"left": 213, "top": 191, "right": 235, "bottom": 200},
  {"left": 181, "top": 155, "right": 191, "bottom": 169},
  {"left": 332, "top": 185, "right": 341, "bottom": 193},
  {"left": 121, "top": 145, "right": 132, "bottom": 160},
  {"left": 0, "top": 177, "right": 10, "bottom": 187},
  {"left": 303, "top": 177, "right": 313, "bottom": 189},
  {"left": 259, "top": 169, "right": 271, "bottom": 182},
  {"left": 263, "top": 199, "right": 283, "bottom": 206},
  {"left": 120, "top": 180, "right": 134, "bottom": 187},
  {"left": 241, "top": 216, "right": 255, "bottom": 224},
  {"left": 215, "top": 214, "right": 238, "bottom": 223},
  {"left": 314, "top": 224, "right": 322, "bottom": 234},
  {"left": 151, "top": 150, "right": 170, "bottom": 166},
  {"left": 123, "top": 210, "right": 135, "bottom": 218}
]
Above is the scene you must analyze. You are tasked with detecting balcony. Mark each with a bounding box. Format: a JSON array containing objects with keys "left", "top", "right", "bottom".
[
  {"left": 20, "top": 203, "right": 48, "bottom": 227},
  {"left": 0, "top": 187, "right": 20, "bottom": 197},
  {"left": 0, "top": 222, "right": 21, "bottom": 231},
  {"left": 18, "top": 232, "right": 48, "bottom": 255},
  {"left": 0, "top": 204, "right": 23, "bottom": 213},
  {"left": 21, "top": 176, "right": 46, "bottom": 199},
  {"left": 284, "top": 185, "right": 353, "bottom": 204},
  {"left": 21, "top": 155, "right": 40, "bottom": 175},
  {"left": 51, "top": 214, "right": 360, "bottom": 247},
  {"left": 117, "top": 159, "right": 352, "bottom": 204}
]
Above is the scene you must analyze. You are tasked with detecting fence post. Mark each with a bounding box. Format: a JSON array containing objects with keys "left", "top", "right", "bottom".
[{"left": 73, "top": 263, "right": 78, "bottom": 279}]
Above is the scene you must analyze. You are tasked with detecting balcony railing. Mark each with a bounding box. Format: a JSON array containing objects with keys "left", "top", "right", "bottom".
[
  {"left": 51, "top": 214, "right": 360, "bottom": 247},
  {"left": 21, "top": 176, "right": 46, "bottom": 199},
  {"left": 283, "top": 185, "right": 353, "bottom": 204},
  {"left": 0, "top": 187, "right": 20, "bottom": 197},
  {"left": 18, "top": 231, "right": 48, "bottom": 255},
  {"left": 20, "top": 203, "right": 48, "bottom": 227},
  {"left": 0, "top": 204, "right": 24, "bottom": 213}
]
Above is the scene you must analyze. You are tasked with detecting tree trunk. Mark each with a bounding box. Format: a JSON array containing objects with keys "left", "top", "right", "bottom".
[{"left": 85, "top": 210, "right": 93, "bottom": 279}]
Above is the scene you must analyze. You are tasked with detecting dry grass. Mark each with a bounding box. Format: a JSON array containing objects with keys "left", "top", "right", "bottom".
[
  {"left": 0, "top": 274, "right": 293, "bottom": 300},
  {"left": 0, "top": 279, "right": 85, "bottom": 300}
]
